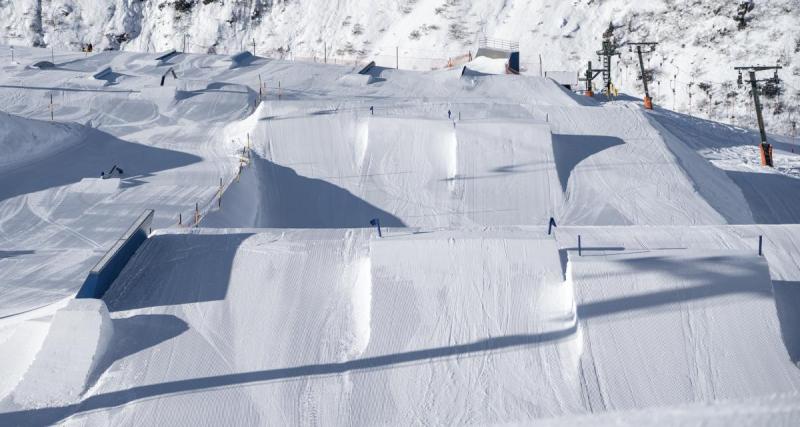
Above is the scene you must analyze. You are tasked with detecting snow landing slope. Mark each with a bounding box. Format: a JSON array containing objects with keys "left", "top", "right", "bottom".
[
  {"left": 0, "top": 46, "right": 799, "bottom": 425},
  {"left": 3, "top": 228, "right": 799, "bottom": 425}
]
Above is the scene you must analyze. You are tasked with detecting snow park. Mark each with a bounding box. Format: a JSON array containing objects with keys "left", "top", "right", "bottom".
[{"left": 1, "top": 1, "right": 800, "bottom": 426}]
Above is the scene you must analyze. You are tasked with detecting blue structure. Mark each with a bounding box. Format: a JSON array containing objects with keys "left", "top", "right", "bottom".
[
  {"left": 358, "top": 61, "right": 376, "bottom": 75},
  {"left": 76, "top": 210, "right": 154, "bottom": 299},
  {"left": 508, "top": 52, "right": 520, "bottom": 74}
]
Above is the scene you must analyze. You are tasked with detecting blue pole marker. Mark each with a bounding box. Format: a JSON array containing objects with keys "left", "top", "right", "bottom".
[
  {"left": 548, "top": 217, "right": 557, "bottom": 235},
  {"left": 370, "top": 218, "right": 382, "bottom": 238},
  {"left": 758, "top": 235, "right": 763, "bottom": 256},
  {"left": 578, "top": 235, "right": 582, "bottom": 256}
]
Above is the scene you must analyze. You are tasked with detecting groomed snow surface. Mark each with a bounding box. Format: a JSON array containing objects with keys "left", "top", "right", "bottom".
[{"left": 0, "top": 45, "right": 799, "bottom": 425}]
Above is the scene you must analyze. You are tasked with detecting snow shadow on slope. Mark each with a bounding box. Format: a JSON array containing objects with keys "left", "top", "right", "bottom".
[
  {"left": 205, "top": 156, "right": 405, "bottom": 229},
  {"left": 576, "top": 254, "right": 773, "bottom": 319},
  {"left": 0, "top": 326, "right": 576, "bottom": 425},
  {"left": 0, "top": 250, "right": 35, "bottom": 259},
  {"left": 87, "top": 314, "right": 189, "bottom": 386},
  {"left": 725, "top": 171, "right": 800, "bottom": 224},
  {"left": 552, "top": 134, "right": 625, "bottom": 192},
  {"left": 104, "top": 233, "right": 252, "bottom": 311},
  {"left": 772, "top": 281, "right": 800, "bottom": 364},
  {"left": 0, "top": 128, "right": 201, "bottom": 203}
]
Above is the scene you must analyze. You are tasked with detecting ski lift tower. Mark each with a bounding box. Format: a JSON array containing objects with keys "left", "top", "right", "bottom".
[
  {"left": 596, "top": 23, "right": 621, "bottom": 96},
  {"left": 627, "top": 42, "right": 658, "bottom": 109},
  {"left": 734, "top": 65, "right": 783, "bottom": 167},
  {"left": 579, "top": 61, "right": 603, "bottom": 97}
]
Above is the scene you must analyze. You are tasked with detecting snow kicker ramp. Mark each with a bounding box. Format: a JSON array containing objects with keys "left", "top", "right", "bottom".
[
  {"left": 544, "top": 105, "right": 739, "bottom": 225},
  {"left": 0, "top": 229, "right": 580, "bottom": 424},
  {"left": 5, "top": 230, "right": 800, "bottom": 424},
  {"left": 205, "top": 112, "right": 562, "bottom": 228},
  {"left": 353, "top": 231, "right": 581, "bottom": 423},
  {"left": 570, "top": 249, "right": 800, "bottom": 411}
]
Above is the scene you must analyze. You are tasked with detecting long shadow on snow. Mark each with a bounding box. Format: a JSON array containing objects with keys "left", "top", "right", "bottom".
[
  {"left": 577, "top": 278, "right": 773, "bottom": 319},
  {"left": 652, "top": 107, "right": 798, "bottom": 153},
  {"left": 6, "top": 251, "right": 789, "bottom": 424},
  {"left": 87, "top": 314, "right": 189, "bottom": 386},
  {"left": 207, "top": 155, "right": 404, "bottom": 228},
  {"left": 104, "top": 233, "right": 252, "bottom": 311},
  {"left": 0, "top": 326, "right": 576, "bottom": 426},
  {"left": 0, "top": 127, "right": 201, "bottom": 203},
  {"left": 772, "top": 281, "right": 800, "bottom": 364},
  {"left": 0, "top": 250, "right": 35, "bottom": 259},
  {"left": 551, "top": 134, "right": 625, "bottom": 192},
  {"left": 0, "top": 84, "right": 137, "bottom": 94},
  {"left": 724, "top": 171, "right": 800, "bottom": 224},
  {"left": 576, "top": 254, "right": 773, "bottom": 319},
  {"left": 589, "top": 93, "right": 641, "bottom": 105}
]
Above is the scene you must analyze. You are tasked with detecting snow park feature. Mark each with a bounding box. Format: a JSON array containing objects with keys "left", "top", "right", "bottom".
[{"left": 1, "top": 13, "right": 800, "bottom": 425}]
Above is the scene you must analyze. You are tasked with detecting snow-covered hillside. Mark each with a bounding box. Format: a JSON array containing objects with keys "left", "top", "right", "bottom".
[{"left": 2, "top": 0, "right": 800, "bottom": 135}]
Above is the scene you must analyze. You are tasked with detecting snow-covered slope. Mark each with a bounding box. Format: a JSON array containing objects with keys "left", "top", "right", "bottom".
[
  {"left": 1, "top": 44, "right": 800, "bottom": 425},
  {"left": 2, "top": 0, "right": 799, "bottom": 135},
  {"left": 0, "top": 112, "right": 86, "bottom": 171},
  {"left": 3, "top": 226, "right": 799, "bottom": 425}
]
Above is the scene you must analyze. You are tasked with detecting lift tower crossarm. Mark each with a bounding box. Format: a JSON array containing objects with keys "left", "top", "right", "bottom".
[
  {"left": 578, "top": 61, "right": 604, "bottom": 96},
  {"left": 734, "top": 65, "right": 783, "bottom": 167}
]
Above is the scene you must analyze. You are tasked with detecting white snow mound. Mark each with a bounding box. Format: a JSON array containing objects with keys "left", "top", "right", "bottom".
[{"left": 12, "top": 299, "right": 113, "bottom": 407}]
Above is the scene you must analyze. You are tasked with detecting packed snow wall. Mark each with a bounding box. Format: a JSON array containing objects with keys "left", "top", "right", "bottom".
[{"left": 204, "top": 110, "right": 562, "bottom": 229}]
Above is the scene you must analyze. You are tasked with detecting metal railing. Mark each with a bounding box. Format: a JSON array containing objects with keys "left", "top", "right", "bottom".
[{"left": 478, "top": 37, "right": 520, "bottom": 52}]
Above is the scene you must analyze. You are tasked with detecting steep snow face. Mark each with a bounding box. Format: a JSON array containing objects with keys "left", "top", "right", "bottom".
[
  {"left": 0, "top": 112, "right": 87, "bottom": 171},
  {"left": 2, "top": 1, "right": 799, "bottom": 134}
]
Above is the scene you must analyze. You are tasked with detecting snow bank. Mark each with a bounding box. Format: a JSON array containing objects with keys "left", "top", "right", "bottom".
[
  {"left": 0, "top": 112, "right": 86, "bottom": 172},
  {"left": 71, "top": 178, "right": 121, "bottom": 194},
  {"left": 12, "top": 299, "right": 113, "bottom": 407},
  {"left": 572, "top": 249, "right": 800, "bottom": 409},
  {"left": 465, "top": 56, "right": 509, "bottom": 75},
  {"left": 0, "top": 319, "right": 51, "bottom": 400},
  {"left": 337, "top": 73, "right": 375, "bottom": 86},
  {"left": 139, "top": 85, "right": 179, "bottom": 112}
]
